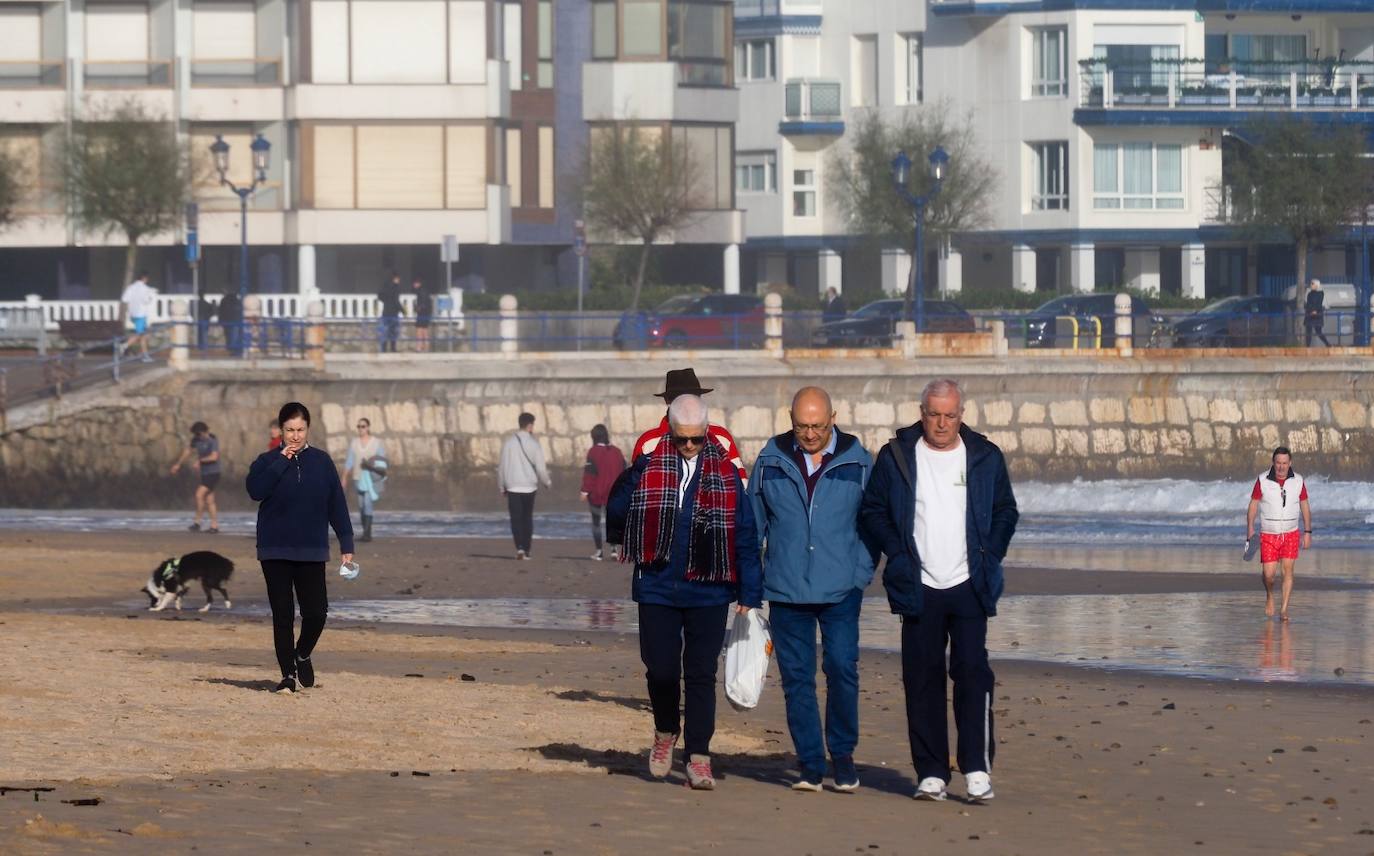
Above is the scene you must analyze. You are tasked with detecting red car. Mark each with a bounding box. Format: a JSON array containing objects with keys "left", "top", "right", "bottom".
[{"left": 615, "top": 294, "right": 766, "bottom": 349}]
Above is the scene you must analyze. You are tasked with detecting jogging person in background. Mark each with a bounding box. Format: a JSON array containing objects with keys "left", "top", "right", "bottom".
[
  {"left": 632, "top": 368, "right": 746, "bottom": 483},
  {"left": 1246, "top": 446, "right": 1311, "bottom": 622},
  {"left": 246, "top": 401, "right": 354, "bottom": 695},
  {"left": 580, "top": 423, "right": 627, "bottom": 561},
  {"left": 170, "top": 421, "right": 220, "bottom": 534},
  {"left": 120, "top": 271, "right": 155, "bottom": 362}
]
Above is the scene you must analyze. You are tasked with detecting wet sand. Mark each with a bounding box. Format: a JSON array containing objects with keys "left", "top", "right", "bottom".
[{"left": 2, "top": 530, "right": 1373, "bottom": 854}]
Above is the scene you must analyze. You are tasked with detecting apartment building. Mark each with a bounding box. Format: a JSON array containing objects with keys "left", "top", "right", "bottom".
[
  {"left": 0, "top": 0, "right": 739, "bottom": 300},
  {"left": 734, "top": 0, "right": 1374, "bottom": 300}
]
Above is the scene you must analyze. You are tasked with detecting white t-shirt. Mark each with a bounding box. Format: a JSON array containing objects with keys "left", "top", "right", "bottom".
[
  {"left": 678, "top": 454, "right": 699, "bottom": 507},
  {"left": 121, "top": 280, "right": 154, "bottom": 319},
  {"left": 914, "top": 437, "right": 969, "bottom": 589}
]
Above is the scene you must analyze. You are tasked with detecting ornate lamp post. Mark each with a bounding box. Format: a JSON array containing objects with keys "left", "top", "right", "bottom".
[
  {"left": 209, "top": 133, "right": 271, "bottom": 300},
  {"left": 891, "top": 145, "right": 949, "bottom": 332}
]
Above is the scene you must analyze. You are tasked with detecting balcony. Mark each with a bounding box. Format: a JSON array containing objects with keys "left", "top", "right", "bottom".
[
  {"left": 0, "top": 61, "right": 64, "bottom": 89},
  {"left": 83, "top": 60, "right": 173, "bottom": 88},
  {"left": 190, "top": 58, "right": 283, "bottom": 87},
  {"left": 780, "top": 78, "right": 843, "bottom": 135},
  {"left": 1077, "top": 59, "right": 1374, "bottom": 115}
]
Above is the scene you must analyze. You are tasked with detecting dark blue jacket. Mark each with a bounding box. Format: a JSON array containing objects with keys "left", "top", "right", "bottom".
[
  {"left": 607, "top": 452, "right": 764, "bottom": 609},
  {"left": 859, "top": 424, "right": 1018, "bottom": 617},
  {"left": 246, "top": 445, "right": 355, "bottom": 562},
  {"left": 748, "top": 429, "right": 877, "bottom": 604}
]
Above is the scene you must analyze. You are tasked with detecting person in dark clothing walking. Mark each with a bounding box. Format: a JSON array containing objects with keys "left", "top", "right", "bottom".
[
  {"left": 821, "top": 287, "right": 847, "bottom": 324},
  {"left": 246, "top": 401, "right": 355, "bottom": 694},
  {"left": 217, "top": 292, "right": 242, "bottom": 356},
  {"left": 378, "top": 272, "right": 403, "bottom": 353},
  {"left": 1304, "top": 279, "right": 1331, "bottom": 347},
  {"left": 411, "top": 276, "right": 433, "bottom": 352},
  {"left": 860, "top": 378, "right": 1018, "bottom": 803},
  {"left": 580, "top": 423, "right": 627, "bottom": 561},
  {"left": 607, "top": 394, "right": 763, "bottom": 790}
]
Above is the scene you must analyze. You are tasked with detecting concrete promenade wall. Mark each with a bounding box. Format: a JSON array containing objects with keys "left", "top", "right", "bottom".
[{"left": 3, "top": 352, "right": 1373, "bottom": 509}]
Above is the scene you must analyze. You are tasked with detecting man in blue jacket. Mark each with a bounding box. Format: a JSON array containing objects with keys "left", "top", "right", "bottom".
[
  {"left": 860, "top": 378, "right": 1018, "bottom": 803},
  {"left": 749, "top": 386, "right": 875, "bottom": 793},
  {"left": 607, "top": 394, "right": 763, "bottom": 791}
]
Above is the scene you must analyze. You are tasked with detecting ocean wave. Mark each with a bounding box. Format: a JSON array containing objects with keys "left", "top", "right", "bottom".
[{"left": 1016, "top": 477, "right": 1374, "bottom": 515}]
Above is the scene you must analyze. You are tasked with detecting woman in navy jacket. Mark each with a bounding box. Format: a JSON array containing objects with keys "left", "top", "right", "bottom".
[
  {"left": 607, "top": 395, "right": 762, "bottom": 790},
  {"left": 246, "top": 401, "right": 354, "bottom": 694}
]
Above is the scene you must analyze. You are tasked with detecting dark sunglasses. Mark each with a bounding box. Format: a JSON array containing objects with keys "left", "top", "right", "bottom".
[{"left": 670, "top": 433, "right": 707, "bottom": 448}]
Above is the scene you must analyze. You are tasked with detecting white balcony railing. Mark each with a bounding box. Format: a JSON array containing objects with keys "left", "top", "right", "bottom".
[
  {"left": 0, "top": 293, "right": 436, "bottom": 332},
  {"left": 1079, "top": 60, "right": 1374, "bottom": 111}
]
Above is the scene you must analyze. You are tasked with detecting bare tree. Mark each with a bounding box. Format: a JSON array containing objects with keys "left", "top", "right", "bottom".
[
  {"left": 61, "top": 99, "right": 192, "bottom": 287},
  {"left": 577, "top": 125, "right": 705, "bottom": 312},
  {"left": 1223, "top": 115, "right": 1372, "bottom": 290},
  {"left": 0, "top": 146, "right": 20, "bottom": 230},
  {"left": 828, "top": 102, "right": 997, "bottom": 315}
]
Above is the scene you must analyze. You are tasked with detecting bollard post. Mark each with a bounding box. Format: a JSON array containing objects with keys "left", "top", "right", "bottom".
[
  {"left": 988, "top": 318, "right": 1008, "bottom": 357},
  {"left": 894, "top": 320, "right": 918, "bottom": 358},
  {"left": 242, "top": 294, "right": 262, "bottom": 359},
  {"left": 764, "top": 292, "right": 783, "bottom": 354},
  {"left": 170, "top": 298, "right": 190, "bottom": 371},
  {"left": 305, "top": 300, "right": 326, "bottom": 370},
  {"left": 499, "top": 294, "right": 519, "bottom": 354},
  {"left": 1114, "top": 293, "right": 1133, "bottom": 357}
]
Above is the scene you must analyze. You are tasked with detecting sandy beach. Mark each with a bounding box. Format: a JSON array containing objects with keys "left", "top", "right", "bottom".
[{"left": 2, "top": 528, "right": 1373, "bottom": 854}]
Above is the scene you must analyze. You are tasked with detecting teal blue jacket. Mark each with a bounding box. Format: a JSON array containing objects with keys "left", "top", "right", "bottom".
[{"left": 748, "top": 429, "right": 877, "bottom": 605}]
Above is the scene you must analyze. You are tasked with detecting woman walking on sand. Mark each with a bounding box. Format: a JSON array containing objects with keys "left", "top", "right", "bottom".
[
  {"left": 170, "top": 421, "right": 220, "bottom": 533},
  {"left": 580, "top": 424, "right": 627, "bottom": 561},
  {"left": 246, "top": 402, "right": 355, "bottom": 694}
]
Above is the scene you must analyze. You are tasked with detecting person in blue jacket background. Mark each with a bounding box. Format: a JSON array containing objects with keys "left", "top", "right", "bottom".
[
  {"left": 749, "top": 386, "right": 875, "bottom": 793},
  {"left": 860, "top": 378, "right": 1017, "bottom": 803},
  {"left": 607, "top": 394, "right": 762, "bottom": 791}
]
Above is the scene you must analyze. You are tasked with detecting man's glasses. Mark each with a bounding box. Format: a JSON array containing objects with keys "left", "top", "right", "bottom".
[
  {"left": 670, "top": 434, "right": 707, "bottom": 448},
  {"left": 356, "top": 424, "right": 368, "bottom": 430}
]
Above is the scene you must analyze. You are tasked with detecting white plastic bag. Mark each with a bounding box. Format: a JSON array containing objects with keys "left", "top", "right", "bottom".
[{"left": 724, "top": 608, "right": 772, "bottom": 711}]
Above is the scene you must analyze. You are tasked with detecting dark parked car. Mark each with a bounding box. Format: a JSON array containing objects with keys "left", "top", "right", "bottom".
[
  {"left": 810, "top": 299, "right": 975, "bottom": 347},
  {"left": 613, "top": 294, "right": 765, "bottom": 349},
  {"left": 1171, "top": 296, "right": 1291, "bottom": 347},
  {"left": 1023, "top": 294, "right": 1162, "bottom": 348}
]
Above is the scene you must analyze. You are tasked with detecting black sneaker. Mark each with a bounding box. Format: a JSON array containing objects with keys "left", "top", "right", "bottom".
[
  {"left": 296, "top": 656, "right": 315, "bottom": 688},
  {"left": 274, "top": 676, "right": 297, "bottom": 694},
  {"left": 791, "top": 767, "right": 824, "bottom": 792},
  {"left": 832, "top": 755, "right": 860, "bottom": 792},
  {"left": 188, "top": 523, "right": 201, "bottom": 532}
]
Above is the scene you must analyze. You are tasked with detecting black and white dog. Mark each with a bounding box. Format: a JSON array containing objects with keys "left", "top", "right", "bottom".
[{"left": 144, "top": 551, "right": 235, "bottom": 612}]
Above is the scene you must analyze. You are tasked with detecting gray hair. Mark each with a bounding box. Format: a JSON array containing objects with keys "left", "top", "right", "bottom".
[
  {"left": 667, "top": 394, "right": 709, "bottom": 429},
  {"left": 920, "top": 378, "right": 963, "bottom": 409}
]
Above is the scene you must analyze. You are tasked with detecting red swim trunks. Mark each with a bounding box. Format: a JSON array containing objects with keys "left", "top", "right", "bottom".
[{"left": 1260, "top": 530, "right": 1301, "bottom": 563}]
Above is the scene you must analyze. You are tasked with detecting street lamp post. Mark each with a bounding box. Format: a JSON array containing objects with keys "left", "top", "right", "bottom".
[
  {"left": 1359, "top": 204, "right": 1371, "bottom": 348},
  {"left": 890, "top": 146, "right": 949, "bottom": 332},
  {"left": 209, "top": 133, "right": 272, "bottom": 300}
]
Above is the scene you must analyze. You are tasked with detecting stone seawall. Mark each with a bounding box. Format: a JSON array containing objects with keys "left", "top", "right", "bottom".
[{"left": 3, "top": 354, "right": 1373, "bottom": 510}]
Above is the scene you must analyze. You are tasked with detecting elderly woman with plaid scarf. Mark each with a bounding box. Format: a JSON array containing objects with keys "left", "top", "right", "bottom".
[{"left": 607, "top": 394, "right": 763, "bottom": 790}]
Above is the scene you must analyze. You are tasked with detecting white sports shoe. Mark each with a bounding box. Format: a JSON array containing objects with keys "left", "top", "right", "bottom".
[
  {"left": 914, "top": 777, "right": 947, "bottom": 801},
  {"left": 965, "top": 771, "right": 994, "bottom": 802}
]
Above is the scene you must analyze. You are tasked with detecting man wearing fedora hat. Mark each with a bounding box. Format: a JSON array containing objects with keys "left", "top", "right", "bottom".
[{"left": 632, "top": 368, "right": 745, "bottom": 482}]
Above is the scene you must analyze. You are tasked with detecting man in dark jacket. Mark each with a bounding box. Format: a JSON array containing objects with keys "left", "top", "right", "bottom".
[
  {"left": 377, "top": 272, "right": 403, "bottom": 353},
  {"left": 821, "top": 287, "right": 847, "bottom": 324},
  {"left": 1304, "top": 279, "right": 1330, "bottom": 347},
  {"left": 607, "top": 394, "right": 763, "bottom": 791},
  {"left": 859, "top": 378, "right": 1018, "bottom": 803},
  {"left": 749, "top": 386, "right": 874, "bottom": 792}
]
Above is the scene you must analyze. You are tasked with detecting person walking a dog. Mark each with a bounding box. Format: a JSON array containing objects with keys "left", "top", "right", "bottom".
[
  {"left": 343, "top": 417, "right": 387, "bottom": 543},
  {"left": 171, "top": 421, "right": 221, "bottom": 534},
  {"left": 246, "top": 402, "right": 355, "bottom": 695}
]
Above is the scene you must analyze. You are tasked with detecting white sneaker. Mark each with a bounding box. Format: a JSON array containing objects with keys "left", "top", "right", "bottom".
[
  {"left": 515, "top": 549, "right": 526, "bottom": 561},
  {"left": 914, "top": 777, "right": 947, "bottom": 801},
  {"left": 590, "top": 550, "right": 603, "bottom": 561},
  {"left": 965, "top": 771, "right": 994, "bottom": 802}
]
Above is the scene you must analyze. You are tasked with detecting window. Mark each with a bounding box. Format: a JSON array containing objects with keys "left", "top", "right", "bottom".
[
  {"left": 0, "top": 5, "right": 41, "bottom": 65},
  {"left": 449, "top": 2, "right": 486, "bottom": 83},
  {"left": 503, "top": 1, "right": 523, "bottom": 89},
  {"left": 669, "top": 1, "right": 729, "bottom": 85},
  {"left": 592, "top": 1, "right": 616, "bottom": 59},
  {"left": 86, "top": 2, "right": 150, "bottom": 62},
  {"left": 735, "top": 39, "right": 774, "bottom": 81},
  {"left": 1093, "top": 142, "right": 1183, "bottom": 210},
  {"left": 898, "top": 33, "right": 922, "bottom": 104},
  {"left": 537, "top": 126, "right": 554, "bottom": 208},
  {"left": 669, "top": 124, "right": 732, "bottom": 209},
  {"left": 1032, "top": 27, "right": 1067, "bottom": 97},
  {"left": 192, "top": 1, "right": 255, "bottom": 60},
  {"left": 736, "top": 151, "right": 776, "bottom": 193},
  {"left": 505, "top": 126, "right": 522, "bottom": 207},
  {"left": 1031, "top": 141, "right": 1068, "bottom": 211},
  {"left": 1092, "top": 44, "right": 1180, "bottom": 91},
  {"left": 536, "top": 1, "right": 553, "bottom": 88},
  {"left": 792, "top": 169, "right": 816, "bottom": 217},
  {"left": 624, "top": 0, "right": 663, "bottom": 57},
  {"left": 305, "top": 123, "right": 486, "bottom": 210},
  {"left": 852, "top": 35, "right": 877, "bottom": 106},
  {"left": 351, "top": 1, "right": 447, "bottom": 83},
  {"left": 1229, "top": 34, "right": 1306, "bottom": 63},
  {"left": 0, "top": 128, "right": 45, "bottom": 210}
]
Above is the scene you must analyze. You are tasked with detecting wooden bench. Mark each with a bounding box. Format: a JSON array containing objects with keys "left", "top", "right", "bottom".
[{"left": 57, "top": 319, "right": 125, "bottom": 345}]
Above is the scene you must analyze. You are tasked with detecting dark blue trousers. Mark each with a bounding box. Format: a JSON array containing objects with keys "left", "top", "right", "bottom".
[
  {"left": 770, "top": 587, "right": 862, "bottom": 773},
  {"left": 900, "top": 580, "right": 995, "bottom": 782}
]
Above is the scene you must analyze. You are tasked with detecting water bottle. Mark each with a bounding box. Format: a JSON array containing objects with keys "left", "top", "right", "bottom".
[{"left": 339, "top": 559, "right": 360, "bottom": 580}]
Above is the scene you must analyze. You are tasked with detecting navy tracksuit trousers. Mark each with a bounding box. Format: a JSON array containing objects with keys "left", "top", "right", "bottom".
[{"left": 900, "top": 580, "right": 996, "bottom": 783}]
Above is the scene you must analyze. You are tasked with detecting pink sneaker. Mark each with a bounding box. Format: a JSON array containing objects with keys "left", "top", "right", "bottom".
[
  {"left": 685, "top": 754, "right": 715, "bottom": 790},
  {"left": 648, "top": 731, "right": 678, "bottom": 778}
]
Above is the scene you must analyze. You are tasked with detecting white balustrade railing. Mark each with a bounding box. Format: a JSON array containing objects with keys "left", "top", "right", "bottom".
[{"left": 0, "top": 292, "right": 445, "bottom": 331}]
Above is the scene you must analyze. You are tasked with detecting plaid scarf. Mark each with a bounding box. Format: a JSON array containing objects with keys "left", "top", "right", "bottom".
[{"left": 623, "top": 435, "right": 737, "bottom": 584}]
